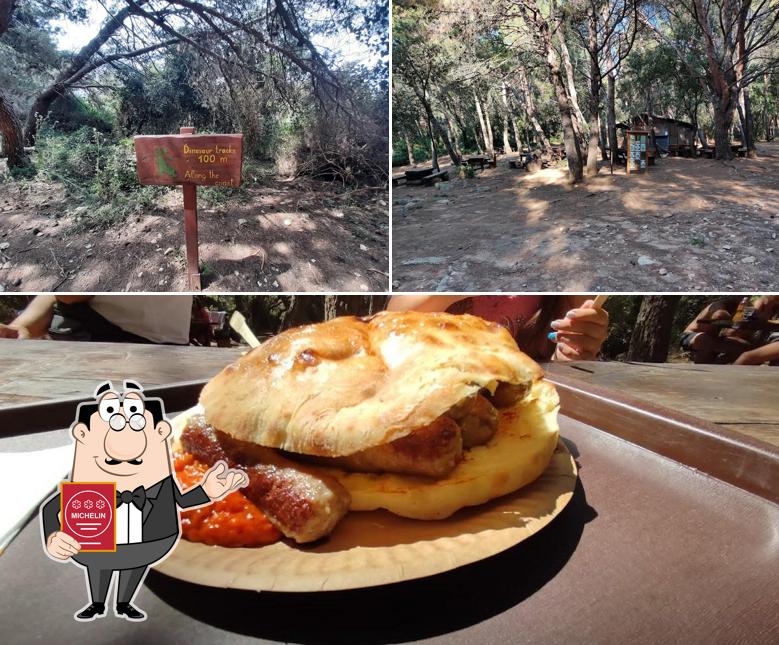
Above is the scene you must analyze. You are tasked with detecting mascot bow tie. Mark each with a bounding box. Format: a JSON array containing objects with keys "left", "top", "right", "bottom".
[{"left": 116, "top": 486, "right": 146, "bottom": 511}]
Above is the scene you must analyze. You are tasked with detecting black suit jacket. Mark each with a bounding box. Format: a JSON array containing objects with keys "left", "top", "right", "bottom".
[{"left": 41, "top": 475, "right": 210, "bottom": 544}]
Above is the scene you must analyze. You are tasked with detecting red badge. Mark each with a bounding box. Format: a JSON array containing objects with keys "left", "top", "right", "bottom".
[{"left": 61, "top": 482, "right": 116, "bottom": 552}]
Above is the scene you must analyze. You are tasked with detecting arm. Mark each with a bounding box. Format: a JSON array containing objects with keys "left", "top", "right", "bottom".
[
  {"left": 40, "top": 491, "right": 80, "bottom": 560},
  {"left": 0, "top": 295, "right": 57, "bottom": 339},
  {"left": 173, "top": 480, "right": 211, "bottom": 509},
  {"left": 0, "top": 295, "right": 93, "bottom": 339},
  {"left": 734, "top": 341, "right": 779, "bottom": 365},
  {"left": 40, "top": 491, "right": 62, "bottom": 539},
  {"left": 175, "top": 461, "right": 248, "bottom": 507}
]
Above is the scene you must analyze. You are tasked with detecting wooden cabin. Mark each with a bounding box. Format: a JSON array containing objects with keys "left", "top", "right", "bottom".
[{"left": 631, "top": 114, "right": 696, "bottom": 157}]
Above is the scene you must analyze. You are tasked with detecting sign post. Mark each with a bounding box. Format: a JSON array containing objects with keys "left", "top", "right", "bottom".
[
  {"left": 134, "top": 127, "right": 243, "bottom": 291},
  {"left": 626, "top": 129, "right": 649, "bottom": 175}
]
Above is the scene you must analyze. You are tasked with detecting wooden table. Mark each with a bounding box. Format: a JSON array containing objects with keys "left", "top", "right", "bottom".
[
  {"left": 546, "top": 361, "right": 779, "bottom": 447},
  {"left": 0, "top": 339, "right": 243, "bottom": 408},
  {"left": 1, "top": 343, "right": 778, "bottom": 642}
]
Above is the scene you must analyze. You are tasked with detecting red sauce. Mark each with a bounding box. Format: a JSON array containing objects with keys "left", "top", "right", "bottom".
[{"left": 174, "top": 452, "right": 282, "bottom": 548}]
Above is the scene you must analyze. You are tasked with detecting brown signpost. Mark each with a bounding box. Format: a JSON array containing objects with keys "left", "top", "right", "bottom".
[{"left": 134, "top": 127, "right": 243, "bottom": 290}]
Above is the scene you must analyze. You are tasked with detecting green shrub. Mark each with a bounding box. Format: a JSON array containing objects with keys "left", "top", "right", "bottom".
[{"left": 34, "top": 125, "right": 168, "bottom": 230}]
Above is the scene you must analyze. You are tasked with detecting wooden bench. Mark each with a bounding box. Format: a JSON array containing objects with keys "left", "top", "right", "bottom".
[
  {"left": 466, "top": 156, "right": 488, "bottom": 170},
  {"left": 420, "top": 170, "right": 449, "bottom": 186},
  {"left": 392, "top": 174, "right": 407, "bottom": 187},
  {"left": 404, "top": 167, "right": 434, "bottom": 186}
]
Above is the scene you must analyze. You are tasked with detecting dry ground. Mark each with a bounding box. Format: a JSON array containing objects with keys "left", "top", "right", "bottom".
[
  {"left": 0, "top": 175, "right": 388, "bottom": 292},
  {"left": 393, "top": 142, "right": 779, "bottom": 291}
]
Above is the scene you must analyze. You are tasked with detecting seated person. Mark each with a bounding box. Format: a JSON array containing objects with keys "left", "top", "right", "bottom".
[
  {"left": 0, "top": 295, "right": 192, "bottom": 345},
  {"left": 680, "top": 297, "right": 755, "bottom": 364},
  {"left": 387, "top": 295, "right": 608, "bottom": 361},
  {"left": 734, "top": 296, "right": 779, "bottom": 365}
]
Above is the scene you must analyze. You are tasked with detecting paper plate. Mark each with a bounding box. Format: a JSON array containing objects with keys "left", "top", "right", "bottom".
[{"left": 154, "top": 405, "right": 577, "bottom": 592}]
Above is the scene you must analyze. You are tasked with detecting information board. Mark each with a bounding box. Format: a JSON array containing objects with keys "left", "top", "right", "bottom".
[{"left": 626, "top": 130, "right": 649, "bottom": 175}]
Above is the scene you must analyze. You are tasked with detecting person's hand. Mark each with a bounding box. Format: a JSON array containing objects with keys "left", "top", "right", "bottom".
[
  {"left": 0, "top": 324, "right": 31, "bottom": 339},
  {"left": 46, "top": 531, "right": 81, "bottom": 560},
  {"left": 201, "top": 460, "right": 249, "bottom": 500},
  {"left": 549, "top": 300, "right": 609, "bottom": 361}
]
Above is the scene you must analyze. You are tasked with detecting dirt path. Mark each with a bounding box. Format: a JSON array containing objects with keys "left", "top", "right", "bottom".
[
  {"left": 0, "top": 177, "right": 388, "bottom": 292},
  {"left": 393, "top": 143, "right": 779, "bottom": 291}
]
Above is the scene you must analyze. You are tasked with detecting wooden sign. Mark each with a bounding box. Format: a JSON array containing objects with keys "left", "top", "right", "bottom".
[
  {"left": 134, "top": 133, "right": 243, "bottom": 186},
  {"left": 626, "top": 130, "right": 649, "bottom": 175},
  {"left": 134, "top": 128, "right": 244, "bottom": 290}
]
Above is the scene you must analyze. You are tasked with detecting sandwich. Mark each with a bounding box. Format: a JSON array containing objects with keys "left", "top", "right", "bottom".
[{"left": 176, "top": 310, "right": 560, "bottom": 545}]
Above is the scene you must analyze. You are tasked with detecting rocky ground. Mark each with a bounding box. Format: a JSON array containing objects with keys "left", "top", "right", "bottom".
[
  {"left": 0, "top": 176, "right": 388, "bottom": 292},
  {"left": 393, "top": 142, "right": 779, "bottom": 292}
]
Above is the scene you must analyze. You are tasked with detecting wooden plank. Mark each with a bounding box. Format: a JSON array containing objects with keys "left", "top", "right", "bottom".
[
  {"left": 0, "top": 340, "right": 244, "bottom": 408},
  {"left": 546, "top": 371, "right": 779, "bottom": 504},
  {"left": 545, "top": 361, "right": 779, "bottom": 446}
]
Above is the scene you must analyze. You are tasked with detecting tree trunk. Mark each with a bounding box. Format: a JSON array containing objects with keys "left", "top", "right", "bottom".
[
  {"left": 742, "top": 88, "right": 756, "bottom": 157},
  {"left": 712, "top": 98, "right": 735, "bottom": 160},
  {"left": 626, "top": 296, "right": 681, "bottom": 363},
  {"left": 412, "top": 83, "right": 459, "bottom": 165},
  {"left": 0, "top": 88, "right": 27, "bottom": 168},
  {"left": 473, "top": 125, "right": 484, "bottom": 154},
  {"left": 528, "top": 1, "right": 584, "bottom": 182},
  {"left": 323, "top": 296, "right": 388, "bottom": 320},
  {"left": 484, "top": 94, "right": 495, "bottom": 152},
  {"left": 501, "top": 81, "right": 519, "bottom": 152},
  {"left": 23, "top": 3, "right": 140, "bottom": 144},
  {"left": 541, "top": 32, "right": 584, "bottom": 181},
  {"left": 404, "top": 132, "right": 415, "bottom": 166},
  {"left": 606, "top": 73, "right": 619, "bottom": 166},
  {"left": 599, "top": 112, "right": 608, "bottom": 160},
  {"left": 516, "top": 67, "right": 552, "bottom": 153},
  {"left": 474, "top": 91, "right": 492, "bottom": 154},
  {"left": 0, "top": 0, "right": 16, "bottom": 36},
  {"left": 502, "top": 118, "right": 512, "bottom": 153},
  {"left": 585, "top": 12, "right": 601, "bottom": 176},
  {"left": 447, "top": 114, "right": 462, "bottom": 159},
  {"left": 426, "top": 116, "right": 439, "bottom": 172},
  {"left": 765, "top": 73, "right": 773, "bottom": 141},
  {"left": 558, "top": 28, "right": 587, "bottom": 143}
]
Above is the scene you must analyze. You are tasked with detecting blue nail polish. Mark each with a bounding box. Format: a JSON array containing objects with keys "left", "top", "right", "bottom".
[{"left": 547, "top": 332, "right": 557, "bottom": 342}]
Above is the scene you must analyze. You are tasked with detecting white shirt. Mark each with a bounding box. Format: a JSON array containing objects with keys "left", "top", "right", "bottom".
[
  {"left": 115, "top": 501, "right": 143, "bottom": 544},
  {"left": 89, "top": 295, "right": 192, "bottom": 345}
]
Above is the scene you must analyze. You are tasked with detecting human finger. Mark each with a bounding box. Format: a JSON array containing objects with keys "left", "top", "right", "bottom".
[
  {"left": 555, "top": 340, "right": 582, "bottom": 360},
  {"left": 552, "top": 331, "right": 601, "bottom": 358},
  {"left": 58, "top": 532, "right": 81, "bottom": 551}
]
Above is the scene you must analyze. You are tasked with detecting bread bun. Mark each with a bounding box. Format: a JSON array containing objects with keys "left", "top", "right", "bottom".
[
  {"left": 199, "top": 311, "right": 543, "bottom": 457},
  {"left": 323, "top": 379, "right": 560, "bottom": 519}
]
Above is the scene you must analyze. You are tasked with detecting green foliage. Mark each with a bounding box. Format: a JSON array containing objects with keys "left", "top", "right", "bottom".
[
  {"left": 33, "top": 125, "right": 166, "bottom": 230},
  {"left": 459, "top": 163, "right": 475, "bottom": 179}
]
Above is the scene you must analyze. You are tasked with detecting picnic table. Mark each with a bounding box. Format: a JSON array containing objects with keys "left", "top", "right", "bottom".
[
  {"left": 1, "top": 340, "right": 778, "bottom": 643},
  {"left": 404, "top": 167, "right": 434, "bottom": 185},
  {"left": 546, "top": 360, "right": 779, "bottom": 447}
]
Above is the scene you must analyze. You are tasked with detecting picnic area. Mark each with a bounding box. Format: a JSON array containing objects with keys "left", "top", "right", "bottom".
[
  {"left": 0, "top": 1, "right": 388, "bottom": 292},
  {"left": 393, "top": 142, "right": 779, "bottom": 291},
  {"left": 392, "top": 2, "right": 779, "bottom": 291}
]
